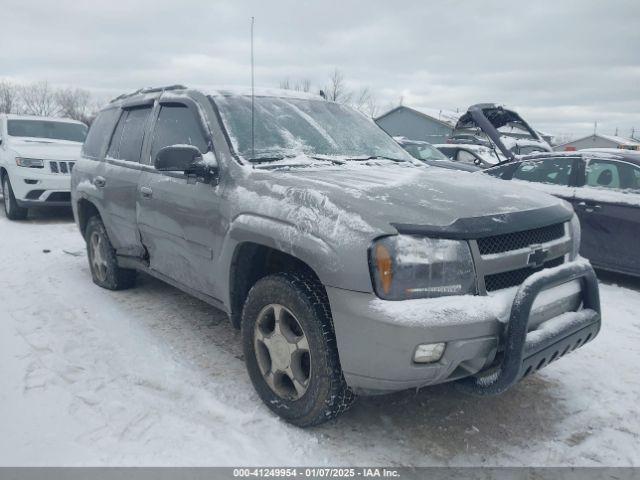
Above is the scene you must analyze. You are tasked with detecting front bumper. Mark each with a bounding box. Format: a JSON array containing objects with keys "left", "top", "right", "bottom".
[
  {"left": 8, "top": 166, "right": 72, "bottom": 207},
  {"left": 327, "top": 259, "right": 600, "bottom": 394}
]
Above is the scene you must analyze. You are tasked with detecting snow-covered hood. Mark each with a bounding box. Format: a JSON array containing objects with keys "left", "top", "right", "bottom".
[
  {"left": 243, "top": 164, "right": 572, "bottom": 241},
  {"left": 7, "top": 137, "right": 82, "bottom": 161}
]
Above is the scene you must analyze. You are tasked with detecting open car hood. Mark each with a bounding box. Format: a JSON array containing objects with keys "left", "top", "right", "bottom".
[{"left": 454, "top": 104, "right": 552, "bottom": 161}]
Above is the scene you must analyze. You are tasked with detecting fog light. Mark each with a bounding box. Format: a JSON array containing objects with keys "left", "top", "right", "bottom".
[{"left": 414, "top": 343, "right": 445, "bottom": 363}]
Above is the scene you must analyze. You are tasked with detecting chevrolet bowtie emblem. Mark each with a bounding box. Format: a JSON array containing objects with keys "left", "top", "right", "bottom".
[{"left": 528, "top": 247, "right": 548, "bottom": 268}]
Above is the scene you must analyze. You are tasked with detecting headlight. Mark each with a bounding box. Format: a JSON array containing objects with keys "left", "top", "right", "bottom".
[
  {"left": 369, "top": 235, "right": 476, "bottom": 300},
  {"left": 16, "top": 157, "right": 44, "bottom": 168},
  {"left": 569, "top": 214, "right": 581, "bottom": 260}
]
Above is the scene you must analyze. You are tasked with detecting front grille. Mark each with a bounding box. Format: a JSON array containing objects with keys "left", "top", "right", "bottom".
[
  {"left": 49, "top": 161, "right": 75, "bottom": 174},
  {"left": 478, "top": 223, "right": 565, "bottom": 255},
  {"left": 485, "top": 256, "right": 564, "bottom": 292},
  {"left": 46, "top": 192, "right": 71, "bottom": 202}
]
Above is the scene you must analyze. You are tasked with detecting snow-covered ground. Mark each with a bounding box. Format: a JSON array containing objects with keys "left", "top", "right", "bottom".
[{"left": 1, "top": 207, "right": 639, "bottom": 467}]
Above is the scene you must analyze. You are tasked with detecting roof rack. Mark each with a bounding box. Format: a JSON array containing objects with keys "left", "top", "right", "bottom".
[{"left": 109, "top": 84, "right": 187, "bottom": 103}]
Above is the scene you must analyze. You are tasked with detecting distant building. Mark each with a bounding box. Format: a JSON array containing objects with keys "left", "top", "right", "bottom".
[
  {"left": 375, "top": 106, "right": 459, "bottom": 144},
  {"left": 553, "top": 133, "right": 640, "bottom": 151}
]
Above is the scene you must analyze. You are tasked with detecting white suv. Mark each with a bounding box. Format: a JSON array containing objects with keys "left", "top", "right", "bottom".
[{"left": 0, "top": 114, "right": 87, "bottom": 219}]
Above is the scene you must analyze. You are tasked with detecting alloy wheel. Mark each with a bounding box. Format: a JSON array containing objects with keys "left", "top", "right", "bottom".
[
  {"left": 253, "top": 304, "right": 311, "bottom": 400},
  {"left": 89, "top": 231, "right": 108, "bottom": 282},
  {"left": 3, "top": 178, "right": 10, "bottom": 212}
]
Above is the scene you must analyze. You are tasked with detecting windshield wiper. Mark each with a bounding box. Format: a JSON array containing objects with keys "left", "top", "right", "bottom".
[
  {"left": 344, "top": 156, "right": 407, "bottom": 163},
  {"left": 247, "top": 155, "right": 291, "bottom": 163}
]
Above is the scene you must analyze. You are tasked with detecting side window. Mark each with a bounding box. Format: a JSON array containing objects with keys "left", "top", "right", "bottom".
[
  {"left": 585, "top": 159, "right": 625, "bottom": 190},
  {"left": 485, "top": 165, "right": 509, "bottom": 179},
  {"left": 149, "top": 104, "right": 209, "bottom": 163},
  {"left": 82, "top": 108, "right": 120, "bottom": 159},
  {"left": 632, "top": 167, "right": 640, "bottom": 191},
  {"left": 437, "top": 147, "right": 455, "bottom": 160},
  {"left": 585, "top": 160, "right": 640, "bottom": 191},
  {"left": 106, "top": 111, "right": 126, "bottom": 159},
  {"left": 512, "top": 158, "right": 573, "bottom": 186},
  {"left": 106, "top": 106, "right": 152, "bottom": 162},
  {"left": 457, "top": 150, "right": 477, "bottom": 164}
]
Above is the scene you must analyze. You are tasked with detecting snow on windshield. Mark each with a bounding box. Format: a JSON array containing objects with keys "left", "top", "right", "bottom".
[{"left": 212, "top": 95, "right": 413, "bottom": 162}]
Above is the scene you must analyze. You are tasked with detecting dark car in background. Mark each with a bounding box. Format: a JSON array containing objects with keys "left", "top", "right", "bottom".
[
  {"left": 394, "top": 137, "right": 480, "bottom": 172},
  {"left": 483, "top": 150, "right": 640, "bottom": 277}
]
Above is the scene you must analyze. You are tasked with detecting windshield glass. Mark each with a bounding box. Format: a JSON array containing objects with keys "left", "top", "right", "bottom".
[
  {"left": 7, "top": 119, "right": 88, "bottom": 142},
  {"left": 403, "top": 143, "right": 448, "bottom": 161},
  {"left": 212, "top": 95, "right": 413, "bottom": 163}
]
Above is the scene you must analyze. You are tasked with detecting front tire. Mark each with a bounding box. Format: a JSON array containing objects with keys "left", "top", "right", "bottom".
[
  {"left": 242, "top": 273, "right": 355, "bottom": 426},
  {"left": 85, "top": 216, "right": 136, "bottom": 290},
  {"left": 2, "top": 175, "right": 28, "bottom": 220}
]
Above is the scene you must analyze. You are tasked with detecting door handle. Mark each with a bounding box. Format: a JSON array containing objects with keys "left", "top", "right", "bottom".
[
  {"left": 577, "top": 201, "right": 601, "bottom": 213},
  {"left": 140, "top": 186, "right": 153, "bottom": 198},
  {"left": 93, "top": 176, "right": 106, "bottom": 188}
]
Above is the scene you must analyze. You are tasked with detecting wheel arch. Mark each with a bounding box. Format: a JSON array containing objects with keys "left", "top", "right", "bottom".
[
  {"left": 228, "top": 241, "right": 325, "bottom": 330},
  {"left": 76, "top": 197, "right": 103, "bottom": 238}
]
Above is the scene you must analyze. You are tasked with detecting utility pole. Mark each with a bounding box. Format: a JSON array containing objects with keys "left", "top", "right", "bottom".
[{"left": 250, "top": 16, "right": 255, "bottom": 160}]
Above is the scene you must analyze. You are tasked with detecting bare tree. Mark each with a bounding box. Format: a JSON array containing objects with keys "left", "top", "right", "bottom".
[
  {"left": 56, "top": 87, "right": 92, "bottom": 123},
  {"left": 279, "top": 78, "right": 292, "bottom": 90},
  {"left": 0, "top": 80, "right": 21, "bottom": 114},
  {"left": 325, "top": 68, "right": 351, "bottom": 104},
  {"left": 280, "top": 78, "right": 311, "bottom": 92},
  {"left": 294, "top": 79, "right": 311, "bottom": 93},
  {"left": 20, "top": 81, "right": 59, "bottom": 116}
]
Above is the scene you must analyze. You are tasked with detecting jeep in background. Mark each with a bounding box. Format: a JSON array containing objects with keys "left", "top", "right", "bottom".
[
  {"left": 71, "top": 86, "right": 601, "bottom": 426},
  {"left": 0, "top": 114, "right": 87, "bottom": 219}
]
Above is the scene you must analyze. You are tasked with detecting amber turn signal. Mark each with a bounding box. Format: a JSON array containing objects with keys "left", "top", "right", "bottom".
[{"left": 375, "top": 243, "right": 393, "bottom": 295}]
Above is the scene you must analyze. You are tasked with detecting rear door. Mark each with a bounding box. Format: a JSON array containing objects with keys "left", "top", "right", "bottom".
[
  {"left": 507, "top": 156, "right": 578, "bottom": 201},
  {"left": 137, "top": 98, "right": 224, "bottom": 296},
  {"left": 99, "top": 104, "right": 153, "bottom": 257},
  {"left": 573, "top": 157, "right": 640, "bottom": 274}
]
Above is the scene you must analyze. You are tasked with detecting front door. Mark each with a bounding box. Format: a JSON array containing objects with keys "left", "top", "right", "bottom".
[
  {"left": 137, "top": 100, "right": 225, "bottom": 297},
  {"left": 573, "top": 157, "right": 640, "bottom": 275}
]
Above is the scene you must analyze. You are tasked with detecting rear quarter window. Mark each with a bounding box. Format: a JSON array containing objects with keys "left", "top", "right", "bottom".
[{"left": 82, "top": 109, "right": 120, "bottom": 159}]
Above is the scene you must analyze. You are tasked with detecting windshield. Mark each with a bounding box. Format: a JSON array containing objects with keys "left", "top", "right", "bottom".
[
  {"left": 7, "top": 119, "right": 88, "bottom": 142},
  {"left": 402, "top": 143, "right": 448, "bottom": 161},
  {"left": 212, "top": 95, "right": 413, "bottom": 163}
]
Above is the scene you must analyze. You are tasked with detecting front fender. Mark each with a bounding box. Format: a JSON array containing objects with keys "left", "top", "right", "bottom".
[{"left": 218, "top": 213, "right": 374, "bottom": 302}]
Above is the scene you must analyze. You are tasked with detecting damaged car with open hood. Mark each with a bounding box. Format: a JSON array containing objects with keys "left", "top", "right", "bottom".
[
  {"left": 452, "top": 103, "right": 552, "bottom": 159},
  {"left": 71, "top": 86, "right": 601, "bottom": 426}
]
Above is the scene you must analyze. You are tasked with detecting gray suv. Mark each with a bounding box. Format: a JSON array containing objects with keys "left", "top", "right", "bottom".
[{"left": 71, "top": 85, "right": 601, "bottom": 426}]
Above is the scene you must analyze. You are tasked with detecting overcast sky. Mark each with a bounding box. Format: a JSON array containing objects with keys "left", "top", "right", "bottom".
[{"left": 1, "top": 0, "right": 638, "bottom": 139}]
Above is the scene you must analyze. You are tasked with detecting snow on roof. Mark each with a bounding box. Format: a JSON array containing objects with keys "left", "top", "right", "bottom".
[
  {"left": 376, "top": 105, "right": 460, "bottom": 127},
  {"left": 410, "top": 106, "right": 460, "bottom": 127},
  {"left": 555, "top": 133, "right": 640, "bottom": 148},
  {"left": 595, "top": 134, "right": 640, "bottom": 146},
  {"left": 3, "top": 113, "right": 85, "bottom": 124},
  {"left": 206, "top": 85, "right": 322, "bottom": 101}
]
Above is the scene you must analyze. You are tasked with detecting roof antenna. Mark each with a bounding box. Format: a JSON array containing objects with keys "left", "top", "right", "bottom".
[{"left": 250, "top": 16, "right": 255, "bottom": 160}]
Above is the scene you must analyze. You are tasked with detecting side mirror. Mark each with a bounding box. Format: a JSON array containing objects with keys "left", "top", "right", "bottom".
[{"left": 154, "top": 145, "right": 203, "bottom": 173}]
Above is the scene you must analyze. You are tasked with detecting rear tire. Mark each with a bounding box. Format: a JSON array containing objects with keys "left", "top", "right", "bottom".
[
  {"left": 2, "top": 175, "right": 28, "bottom": 220},
  {"left": 241, "top": 272, "right": 355, "bottom": 427},
  {"left": 85, "top": 216, "right": 136, "bottom": 290}
]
